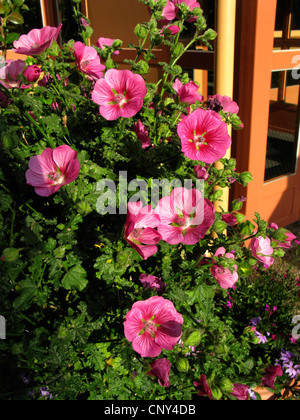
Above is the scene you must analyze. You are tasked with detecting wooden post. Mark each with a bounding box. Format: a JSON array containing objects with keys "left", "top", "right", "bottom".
[{"left": 214, "top": 0, "right": 236, "bottom": 213}]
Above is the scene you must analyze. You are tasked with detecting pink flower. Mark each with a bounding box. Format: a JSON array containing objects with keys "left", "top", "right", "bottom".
[
  {"left": 91, "top": 69, "right": 147, "bottom": 120},
  {"left": 177, "top": 108, "right": 232, "bottom": 163},
  {"left": 155, "top": 187, "right": 215, "bottom": 245},
  {"left": 80, "top": 18, "right": 89, "bottom": 28},
  {"left": 230, "top": 384, "right": 250, "bottom": 400},
  {"left": 207, "top": 94, "right": 239, "bottom": 115},
  {"left": 73, "top": 41, "right": 105, "bottom": 80},
  {"left": 124, "top": 202, "right": 161, "bottom": 260},
  {"left": 0, "top": 60, "right": 28, "bottom": 89},
  {"left": 162, "top": 0, "right": 201, "bottom": 22},
  {"left": 96, "top": 37, "right": 120, "bottom": 56},
  {"left": 13, "top": 24, "right": 62, "bottom": 55},
  {"left": 139, "top": 274, "right": 166, "bottom": 292},
  {"left": 133, "top": 120, "right": 152, "bottom": 149},
  {"left": 221, "top": 213, "right": 237, "bottom": 227},
  {"left": 23, "top": 65, "right": 41, "bottom": 82},
  {"left": 193, "top": 374, "right": 212, "bottom": 400},
  {"left": 173, "top": 78, "right": 203, "bottom": 107},
  {"left": 210, "top": 247, "right": 238, "bottom": 290},
  {"left": 160, "top": 24, "right": 181, "bottom": 36},
  {"left": 25, "top": 145, "right": 80, "bottom": 197},
  {"left": 194, "top": 164, "right": 209, "bottom": 181},
  {"left": 261, "top": 365, "right": 283, "bottom": 390},
  {"left": 250, "top": 236, "right": 275, "bottom": 267},
  {"left": 124, "top": 296, "right": 183, "bottom": 357},
  {"left": 147, "top": 358, "right": 171, "bottom": 387},
  {"left": 162, "top": 1, "right": 177, "bottom": 21},
  {"left": 270, "top": 225, "right": 297, "bottom": 249}
]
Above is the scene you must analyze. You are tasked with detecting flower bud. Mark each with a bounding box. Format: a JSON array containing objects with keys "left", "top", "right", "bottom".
[
  {"left": 24, "top": 65, "right": 41, "bottom": 82},
  {"left": 2, "top": 131, "right": 19, "bottom": 149},
  {"left": 134, "top": 24, "right": 148, "bottom": 39},
  {"left": 1, "top": 248, "right": 19, "bottom": 262},
  {"left": 219, "top": 378, "right": 234, "bottom": 393},
  {"left": 211, "top": 386, "right": 222, "bottom": 400},
  {"left": 185, "top": 329, "right": 203, "bottom": 347},
  {"left": 176, "top": 357, "right": 189, "bottom": 373},
  {"left": 76, "top": 201, "right": 92, "bottom": 216}
]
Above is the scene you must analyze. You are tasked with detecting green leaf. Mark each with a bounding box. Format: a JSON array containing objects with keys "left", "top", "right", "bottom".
[
  {"left": 13, "top": 0, "right": 25, "bottom": 6},
  {"left": 14, "top": 279, "right": 37, "bottom": 311},
  {"left": 7, "top": 12, "right": 24, "bottom": 25},
  {"left": 62, "top": 265, "right": 88, "bottom": 291},
  {"left": 5, "top": 32, "right": 20, "bottom": 44}
]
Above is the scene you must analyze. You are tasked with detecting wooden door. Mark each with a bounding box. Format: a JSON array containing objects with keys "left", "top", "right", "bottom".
[{"left": 232, "top": 0, "right": 300, "bottom": 227}]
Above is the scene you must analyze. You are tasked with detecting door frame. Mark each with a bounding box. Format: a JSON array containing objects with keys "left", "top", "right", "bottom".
[{"left": 232, "top": 0, "right": 300, "bottom": 226}]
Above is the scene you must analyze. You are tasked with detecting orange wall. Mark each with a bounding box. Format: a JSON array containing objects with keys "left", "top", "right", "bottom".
[{"left": 84, "top": 0, "right": 150, "bottom": 48}]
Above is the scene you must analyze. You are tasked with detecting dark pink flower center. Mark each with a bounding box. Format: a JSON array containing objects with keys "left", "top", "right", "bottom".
[
  {"left": 31, "top": 42, "right": 41, "bottom": 49},
  {"left": 145, "top": 321, "right": 157, "bottom": 334},
  {"left": 193, "top": 133, "right": 207, "bottom": 150},
  {"left": 47, "top": 170, "right": 64, "bottom": 185},
  {"left": 114, "top": 93, "right": 127, "bottom": 107},
  {"left": 140, "top": 316, "right": 160, "bottom": 338},
  {"left": 171, "top": 210, "right": 196, "bottom": 231},
  {"left": 81, "top": 60, "right": 90, "bottom": 70},
  {"left": 128, "top": 228, "right": 143, "bottom": 243}
]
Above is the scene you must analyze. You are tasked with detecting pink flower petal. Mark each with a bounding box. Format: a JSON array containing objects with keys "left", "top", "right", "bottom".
[
  {"left": 28, "top": 148, "right": 57, "bottom": 175},
  {"left": 124, "top": 307, "right": 144, "bottom": 342},
  {"left": 99, "top": 104, "right": 122, "bottom": 120},
  {"left": 132, "top": 332, "right": 162, "bottom": 358},
  {"left": 61, "top": 158, "right": 81, "bottom": 185},
  {"left": 157, "top": 224, "right": 184, "bottom": 245},
  {"left": 155, "top": 322, "right": 182, "bottom": 350},
  {"left": 25, "top": 169, "right": 50, "bottom": 187},
  {"left": 33, "top": 185, "right": 60, "bottom": 197},
  {"left": 52, "top": 145, "right": 78, "bottom": 173}
]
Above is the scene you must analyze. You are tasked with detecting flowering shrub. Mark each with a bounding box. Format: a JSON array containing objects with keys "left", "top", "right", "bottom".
[{"left": 0, "top": 0, "right": 299, "bottom": 401}]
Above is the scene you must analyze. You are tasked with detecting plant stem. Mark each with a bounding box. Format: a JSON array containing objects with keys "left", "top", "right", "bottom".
[
  {"left": 9, "top": 208, "right": 16, "bottom": 247},
  {"left": 24, "top": 111, "right": 56, "bottom": 148}
]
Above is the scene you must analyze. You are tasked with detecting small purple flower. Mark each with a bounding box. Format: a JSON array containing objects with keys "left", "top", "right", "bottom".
[
  {"left": 40, "top": 386, "right": 53, "bottom": 399},
  {"left": 237, "top": 195, "right": 247, "bottom": 203},
  {"left": 227, "top": 176, "right": 236, "bottom": 184},
  {"left": 249, "top": 317, "right": 261, "bottom": 327},
  {"left": 254, "top": 331, "right": 268, "bottom": 344},
  {"left": 284, "top": 361, "right": 300, "bottom": 379},
  {"left": 280, "top": 349, "right": 295, "bottom": 364},
  {"left": 20, "top": 373, "right": 31, "bottom": 384},
  {"left": 248, "top": 389, "right": 257, "bottom": 400}
]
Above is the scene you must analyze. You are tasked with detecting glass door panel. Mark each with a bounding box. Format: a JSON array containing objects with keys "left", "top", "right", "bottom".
[
  {"left": 291, "top": 0, "right": 300, "bottom": 37},
  {"left": 265, "top": 69, "right": 300, "bottom": 181},
  {"left": 274, "top": 0, "right": 300, "bottom": 49}
]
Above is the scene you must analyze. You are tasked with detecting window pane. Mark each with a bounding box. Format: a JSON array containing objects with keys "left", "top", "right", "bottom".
[
  {"left": 59, "top": 0, "right": 82, "bottom": 44},
  {"left": 22, "top": 0, "right": 43, "bottom": 33},
  {"left": 291, "top": 0, "right": 300, "bottom": 37},
  {"left": 265, "top": 69, "right": 300, "bottom": 181},
  {"left": 275, "top": 0, "right": 285, "bottom": 32}
]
